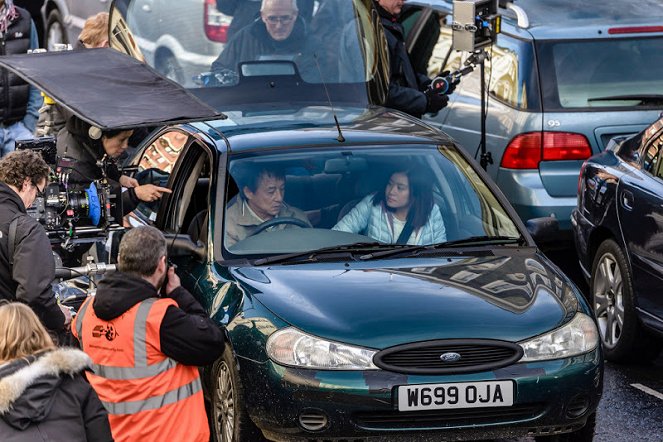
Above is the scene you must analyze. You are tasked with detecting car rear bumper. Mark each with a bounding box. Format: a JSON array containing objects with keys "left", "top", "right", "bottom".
[
  {"left": 496, "top": 168, "right": 576, "bottom": 234},
  {"left": 239, "top": 349, "right": 603, "bottom": 442},
  {"left": 571, "top": 208, "right": 593, "bottom": 282}
]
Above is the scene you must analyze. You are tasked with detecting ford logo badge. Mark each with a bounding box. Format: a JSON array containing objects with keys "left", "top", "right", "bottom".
[{"left": 440, "top": 352, "right": 461, "bottom": 363}]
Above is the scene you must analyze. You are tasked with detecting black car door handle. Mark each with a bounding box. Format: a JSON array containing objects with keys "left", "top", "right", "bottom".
[{"left": 621, "top": 190, "right": 634, "bottom": 211}]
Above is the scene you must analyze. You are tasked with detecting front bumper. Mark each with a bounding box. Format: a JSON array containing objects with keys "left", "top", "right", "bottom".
[{"left": 239, "top": 349, "right": 603, "bottom": 442}]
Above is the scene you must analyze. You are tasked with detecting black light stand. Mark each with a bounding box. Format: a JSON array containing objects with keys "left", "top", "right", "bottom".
[{"left": 477, "top": 50, "right": 492, "bottom": 171}]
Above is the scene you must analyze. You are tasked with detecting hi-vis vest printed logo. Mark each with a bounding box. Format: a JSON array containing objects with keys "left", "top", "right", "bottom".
[{"left": 92, "top": 324, "right": 119, "bottom": 341}]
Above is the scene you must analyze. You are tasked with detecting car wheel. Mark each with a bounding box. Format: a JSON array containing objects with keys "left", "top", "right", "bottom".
[
  {"left": 210, "top": 345, "right": 264, "bottom": 442},
  {"left": 590, "top": 239, "right": 661, "bottom": 362},
  {"left": 156, "top": 51, "right": 184, "bottom": 84},
  {"left": 535, "top": 412, "right": 596, "bottom": 442},
  {"left": 46, "top": 8, "right": 68, "bottom": 51}
]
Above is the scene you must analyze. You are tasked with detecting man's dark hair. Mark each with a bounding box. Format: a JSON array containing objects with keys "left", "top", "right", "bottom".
[
  {"left": 118, "top": 226, "right": 167, "bottom": 277},
  {"left": 0, "top": 150, "right": 50, "bottom": 188},
  {"left": 237, "top": 166, "right": 285, "bottom": 197}
]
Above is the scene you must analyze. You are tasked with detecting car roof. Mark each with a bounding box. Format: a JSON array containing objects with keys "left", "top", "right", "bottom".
[
  {"left": 201, "top": 106, "right": 454, "bottom": 153},
  {"left": 414, "top": 0, "right": 663, "bottom": 37}
]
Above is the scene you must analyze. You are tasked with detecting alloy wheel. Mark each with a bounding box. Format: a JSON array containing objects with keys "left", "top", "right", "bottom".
[
  {"left": 592, "top": 252, "right": 624, "bottom": 349},
  {"left": 213, "top": 361, "right": 235, "bottom": 441}
]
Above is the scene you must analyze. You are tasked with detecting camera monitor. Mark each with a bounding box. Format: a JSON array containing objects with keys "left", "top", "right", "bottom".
[{"left": 452, "top": 0, "right": 501, "bottom": 52}]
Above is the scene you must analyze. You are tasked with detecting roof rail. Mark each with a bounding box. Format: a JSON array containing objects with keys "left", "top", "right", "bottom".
[{"left": 504, "top": 2, "right": 529, "bottom": 28}]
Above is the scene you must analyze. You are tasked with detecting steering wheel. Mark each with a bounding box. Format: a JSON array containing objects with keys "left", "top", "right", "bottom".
[{"left": 250, "top": 217, "right": 310, "bottom": 236}]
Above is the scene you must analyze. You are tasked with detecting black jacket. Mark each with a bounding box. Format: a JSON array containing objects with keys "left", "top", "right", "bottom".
[
  {"left": 0, "top": 7, "right": 32, "bottom": 125},
  {"left": 0, "top": 183, "right": 64, "bottom": 331},
  {"left": 92, "top": 272, "right": 225, "bottom": 366},
  {"left": 0, "top": 348, "right": 113, "bottom": 442},
  {"left": 211, "top": 17, "right": 308, "bottom": 73},
  {"left": 377, "top": 4, "right": 430, "bottom": 117},
  {"left": 56, "top": 117, "right": 140, "bottom": 217}
]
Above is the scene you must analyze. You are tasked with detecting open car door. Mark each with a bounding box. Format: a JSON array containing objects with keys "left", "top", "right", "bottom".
[{"left": 109, "top": 0, "right": 390, "bottom": 110}]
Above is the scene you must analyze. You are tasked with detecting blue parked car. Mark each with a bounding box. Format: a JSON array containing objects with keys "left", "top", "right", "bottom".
[
  {"left": 573, "top": 116, "right": 663, "bottom": 363},
  {"left": 403, "top": 0, "right": 663, "bottom": 241}
]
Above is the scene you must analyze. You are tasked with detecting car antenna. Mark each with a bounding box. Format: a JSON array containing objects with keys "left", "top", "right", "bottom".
[{"left": 313, "top": 54, "right": 345, "bottom": 143}]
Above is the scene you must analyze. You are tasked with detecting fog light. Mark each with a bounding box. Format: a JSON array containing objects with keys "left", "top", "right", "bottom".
[
  {"left": 298, "top": 409, "right": 329, "bottom": 432},
  {"left": 566, "top": 394, "right": 589, "bottom": 418}
]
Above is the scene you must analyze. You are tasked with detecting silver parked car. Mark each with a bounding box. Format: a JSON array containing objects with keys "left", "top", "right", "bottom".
[{"left": 41, "top": 0, "right": 109, "bottom": 50}]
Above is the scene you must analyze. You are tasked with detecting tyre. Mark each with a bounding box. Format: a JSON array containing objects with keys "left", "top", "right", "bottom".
[
  {"left": 156, "top": 51, "right": 184, "bottom": 84},
  {"left": 210, "top": 345, "right": 264, "bottom": 442},
  {"left": 535, "top": 412, "right": 596, "bottom": 442},
  {"left": 46, "top": 8, "right": 68, "bottom": 51},
  {"left": 590, "top": 239, "right": 661, "bottom": 363}
]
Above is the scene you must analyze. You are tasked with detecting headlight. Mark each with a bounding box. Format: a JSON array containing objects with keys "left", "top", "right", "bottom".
[
  {"left": 266, "top": 327, "right": 378, "bottom": 370},
  {"left": 519, "top": 313, "right": 599, "bottom": 362}
]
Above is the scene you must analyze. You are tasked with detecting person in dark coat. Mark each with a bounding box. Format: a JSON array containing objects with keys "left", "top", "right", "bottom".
[
  {"left": 0, "top": 302, "right": 113, "bottom": 442},
  {"left": 216, "top": 0, "right": 313, "bottom": 41},
  {"left": 375, "top": 0, "right": 450, "bottom": 118},
  {"left": 0, "top": 0, "right": 42, "bottom": 156},
  {"left": 0, "top": 150, "right": 69, "bottom": 332},
  {"left": 211, "top": 0, "right": 307, "bottom": 73},
  {"left": 56, "top": 115, "right": 171, "bottom": 217}
]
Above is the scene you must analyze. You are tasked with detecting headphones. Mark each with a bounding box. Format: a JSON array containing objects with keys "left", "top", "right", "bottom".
[{"left": 88, "top": 126, "right": 102, "bottom": 140}]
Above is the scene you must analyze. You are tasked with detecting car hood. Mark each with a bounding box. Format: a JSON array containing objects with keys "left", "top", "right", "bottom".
[{"left": 229, "top": 250, "right": 579, "bottom": 349}]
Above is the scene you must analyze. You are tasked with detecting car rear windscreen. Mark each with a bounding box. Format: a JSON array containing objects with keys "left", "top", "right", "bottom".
[{"left": 537, "top": 37, "right": 663, "bottom": 111}]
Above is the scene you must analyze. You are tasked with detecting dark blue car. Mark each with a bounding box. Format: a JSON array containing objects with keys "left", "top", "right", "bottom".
[{"left": 573, "top": 117, "right": 663, "bottom": 363}]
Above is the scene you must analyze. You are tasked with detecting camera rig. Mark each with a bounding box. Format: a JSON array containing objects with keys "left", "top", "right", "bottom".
[{"left": 17, "top": 137, "right": 124, "bottom": 252}]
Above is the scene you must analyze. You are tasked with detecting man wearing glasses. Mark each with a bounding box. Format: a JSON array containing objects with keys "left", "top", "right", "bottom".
[
  {"left": 211, "top": 0, "right": 307, "bottom": 73},
  {"left": 0, "top": 149, "right": 71, "bottom": 334}
]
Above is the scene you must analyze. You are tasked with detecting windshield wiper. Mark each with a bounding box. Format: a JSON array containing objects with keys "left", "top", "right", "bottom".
[
  {"left": 587, "top": 94, "right": 663, "bottom": 106},
  {"left": 252, "top": 242, "right": 394, "bottom": 266},
  {"left": 358, "top": 236, "right": 525, "bottom": 261}
]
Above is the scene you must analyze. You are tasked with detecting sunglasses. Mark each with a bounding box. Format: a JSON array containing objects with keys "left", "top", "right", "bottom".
[
  {"left": 265, "top": 14, "right": 295, "bottom": 24},
  {"left": 32, "top": 181, "right": 45, "bottom": 199}
]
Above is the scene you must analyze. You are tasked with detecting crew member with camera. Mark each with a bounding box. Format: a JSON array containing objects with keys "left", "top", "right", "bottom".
[
  {"left": 57, "top": 115, "right": 171, "bottom": 216},
  {"left": 0, "top": 149, "right": 70, "bottom": 332},
  {"left": 375, "top": 0, "right": 453, "bottom": 118},
  {"left": 72, "top": 226, "right": 225, "bottom": 442}
]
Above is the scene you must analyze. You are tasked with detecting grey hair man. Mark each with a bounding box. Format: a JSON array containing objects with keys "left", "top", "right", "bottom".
[{"left": 72, "top": 225, "right": 225, "bottom": 441}]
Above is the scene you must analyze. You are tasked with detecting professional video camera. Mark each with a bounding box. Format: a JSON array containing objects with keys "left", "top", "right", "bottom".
[{"left": 16, "top": 137, "right": 123, "bottom": 251}]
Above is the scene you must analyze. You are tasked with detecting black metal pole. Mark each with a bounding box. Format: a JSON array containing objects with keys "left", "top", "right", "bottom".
[{"left": 479, "top": 50, "right": 492, "bottom": 171}]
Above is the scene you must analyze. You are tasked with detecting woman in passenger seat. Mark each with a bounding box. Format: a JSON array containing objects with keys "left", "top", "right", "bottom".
[{"left": 333, "top": 166, "right": 446, "bottom": 245}]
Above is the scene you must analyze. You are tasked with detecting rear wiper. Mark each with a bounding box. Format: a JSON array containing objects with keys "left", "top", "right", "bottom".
[
  {"left": 253, "top": 242, "right": 392, "bottom": 266},
  {"left": 358, "top": 236, "right": 524, "bottom": 261},
  {"left": 587, "top": 94, "right": 663, "bottom": 106}
]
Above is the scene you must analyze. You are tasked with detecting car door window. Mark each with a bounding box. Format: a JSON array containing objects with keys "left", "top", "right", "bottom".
[
  {"left": 643, "top": 133, "right": 663, "bottom": 178},
  {"left": 130, "top": 130, "right": 188, "bottom": 224}
]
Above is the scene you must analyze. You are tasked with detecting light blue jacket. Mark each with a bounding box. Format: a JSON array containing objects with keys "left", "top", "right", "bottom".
[{"left": 333, "top": 194, "right": 447, "bottom": 245}]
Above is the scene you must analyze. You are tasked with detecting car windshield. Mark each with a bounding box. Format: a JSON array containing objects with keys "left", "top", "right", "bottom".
[
  {"left": 112, "top": 0, "right": 388, "bottom": 110},
  {"left": 537, "top": 37, "right": 663, "bottom": 110},
  {"left": 221, "top": 146, "right": 520, "bottom": 257}
]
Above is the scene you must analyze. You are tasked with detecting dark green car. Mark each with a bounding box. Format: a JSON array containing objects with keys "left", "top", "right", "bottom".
[{"left": 115, "top": 105, "right": 600, "bottom": 442}]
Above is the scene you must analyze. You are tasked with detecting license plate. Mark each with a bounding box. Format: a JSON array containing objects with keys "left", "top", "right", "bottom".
[{"left": 397, "top": 380, "right": 514, "bottom": 411}]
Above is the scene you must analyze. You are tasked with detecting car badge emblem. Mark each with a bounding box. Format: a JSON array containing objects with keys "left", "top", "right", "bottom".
[{"left": 440, "top": 352, "right": 461, "bottom": 363}]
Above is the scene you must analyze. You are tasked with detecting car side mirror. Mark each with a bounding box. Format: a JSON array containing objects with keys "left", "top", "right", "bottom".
[
  {"left": 164, "top": 233, "right": 207, "bottom": 261},
  {"left": 526, "top": 217, "right": 559, "bottom": 244}
]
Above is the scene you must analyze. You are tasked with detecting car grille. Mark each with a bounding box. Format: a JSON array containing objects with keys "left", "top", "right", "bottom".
[
  {"left": 353, "top": 403, "right": 544, "bottom": 429},
  {"left": 373, "top": 339, "right": 523, "bottom": 374}
]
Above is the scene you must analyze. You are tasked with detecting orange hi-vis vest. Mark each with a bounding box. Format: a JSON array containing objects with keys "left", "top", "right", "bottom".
[{"left": 73, "top": 296, "right": 209, "bottom": 442}]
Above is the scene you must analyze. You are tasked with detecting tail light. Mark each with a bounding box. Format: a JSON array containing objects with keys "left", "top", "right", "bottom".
[
  {"left": 501, "top": 132, "right": 592, "bottom": 169},
  {"left": 204, "top": 0, "right": 230, "bottom": 43}
]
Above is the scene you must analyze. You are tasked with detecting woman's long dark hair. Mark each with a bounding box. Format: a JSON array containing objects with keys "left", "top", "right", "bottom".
[{"left": 372, "top": 166, "right": 434, "bottom": 230}]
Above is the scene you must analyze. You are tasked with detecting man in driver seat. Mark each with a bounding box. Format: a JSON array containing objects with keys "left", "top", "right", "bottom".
[
  {"left": 225, "top": 166, "right": 311, "bottom": 247},
  {"left": 211, "top": 0, "right": 306, "bottom": 73}
]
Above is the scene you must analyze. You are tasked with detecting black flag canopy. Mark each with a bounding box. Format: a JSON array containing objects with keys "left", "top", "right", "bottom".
[{"left": 0, "top": 48, "right": 223, "bottom": 130}]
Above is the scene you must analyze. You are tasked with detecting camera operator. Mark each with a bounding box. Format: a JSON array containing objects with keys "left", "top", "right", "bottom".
[
  {"left": 375, "top": 0, "right": 453, "bottom": 118},
  {"left": 0, "top": 150, "right": 70, "bottom": 332},
  {"left": 57, "top": 115, "right": 171, "bottom": 217}
]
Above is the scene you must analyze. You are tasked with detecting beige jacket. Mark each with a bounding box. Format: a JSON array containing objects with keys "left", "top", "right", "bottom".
[{"left": 224, "top": 199, "right": 311, "bottom": 248}]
